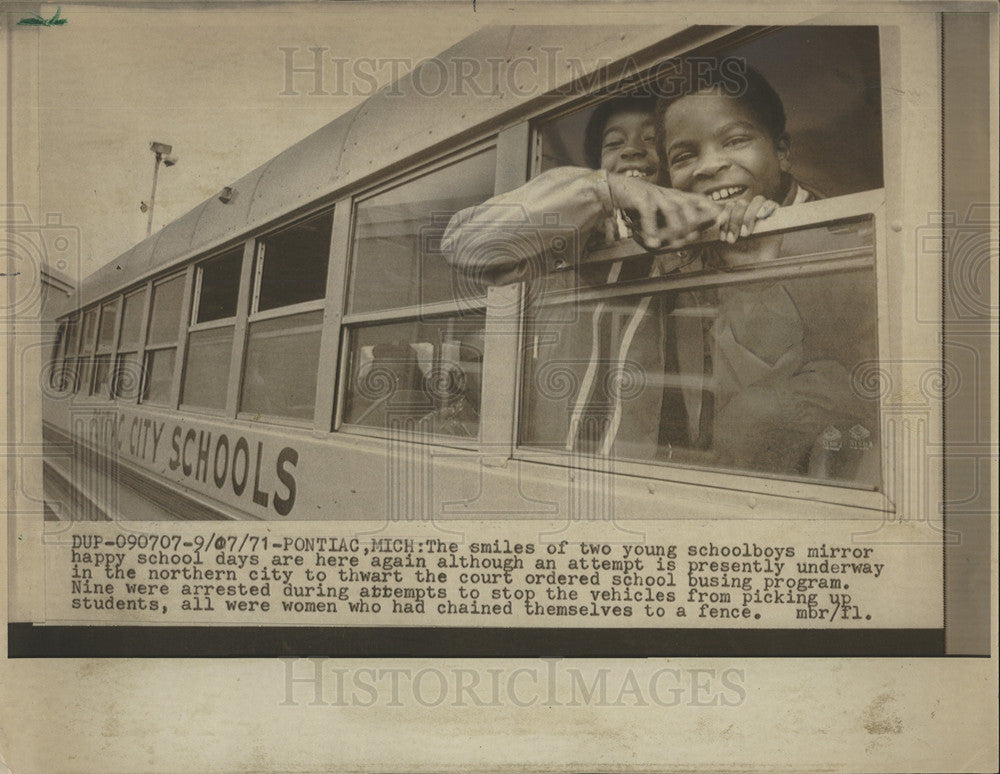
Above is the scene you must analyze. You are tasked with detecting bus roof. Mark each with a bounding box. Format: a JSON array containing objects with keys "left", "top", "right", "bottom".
[{"left": 71, "top": 23, "right": 691, "bottom": 311}]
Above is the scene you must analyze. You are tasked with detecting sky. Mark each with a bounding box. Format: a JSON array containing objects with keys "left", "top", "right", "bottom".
[{"left": 24, "top": 3, "right": 492, "bottom": 281}]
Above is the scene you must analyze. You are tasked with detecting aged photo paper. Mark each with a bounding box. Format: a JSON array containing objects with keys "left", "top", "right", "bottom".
[{"left": 2, "top": 1, "right": 997, "bottom": 771}]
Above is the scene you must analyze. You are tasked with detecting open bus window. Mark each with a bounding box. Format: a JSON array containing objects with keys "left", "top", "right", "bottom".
[
  {"left": 193, "top": 248, "right": 242, "bottom": 323},
  {"left": 520, "top": 215, "right": 881, "bottom": 488},
  {"left": 254, "top": 213, "right": 332, "bottom": 313},
  {"left": 342, "top": 315, "right": 485, "bottom": 439},
  {"left": 536, "top": 27, "right": 883, "bottom": 198},
  {"left": 348, "top": 148, "right": 495, "bottom": 314},
  {"left": 240, "top": 310, "right": 322, "bottom": 421},
  {"left": 517, "top": 26, "right": 884, "bottom": 489},
  {"left": 141, "top": 275, "right": 185, "bottom": 406}
]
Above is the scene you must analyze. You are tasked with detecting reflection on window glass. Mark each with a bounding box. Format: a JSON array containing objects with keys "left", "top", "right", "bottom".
[
  {"left": 65, "top": 316, "right": 80, "bottom": 354},
  {"left": 342, "top": 315, "right": 484, "bottom": 438},
  {"left": 113, "top": 352, "right": 142, "bottom": 400},
  {"left": 98, "top": 300, "right": 119, "bottom": 349},
  {"left": 349, "top": 149, "right": 495, "bottom": 314},
  {"left": 196, "top": 249, "right": 243, "bottom": 323},
  {"left": 80, "top": 308, "right": 99, "bottom": 353},
  {"left": 62, "top": 357, "right": 79, "bottom": 392},
  {"left": 51, "top": 321, "right": 67, "bottom": 364},
  {"left": 91, "top": 355, "right": 111, "bottom": 397},
  {"left": 520, "top": 218, "right": 881, "bottom": 489},
  {"left": 181, "top": 327, "right": 234, "bottom": 410},
  {"left": 240, "top": 311, "right": 322, "bottom": 420},
  {"left": 257, "top": 215, "right": 332, "bottom": 312},
  {"left": 142, "top": 349, "right": 175, "bottom": 405},
  {"left": 119, "top": 290, "right": 146, "bottom": 350},
  {"left": 75, "top": 357, "right": 94, "bottom": 393},
  {"left": 147, "top": 276, "right": 185, "bottom": 346}
]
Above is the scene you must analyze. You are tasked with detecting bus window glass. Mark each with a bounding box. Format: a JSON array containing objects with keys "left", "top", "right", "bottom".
[
  {"left": 195, "top": 249, "right": 243, "bottom": 323},
  {"left": 80, "top": 308, "right": 99, "bottom": 353},
  {"left": 50, "top": 320, "right": 67, "bottom": 364},
  {"left": 65, "top": 315, "right": 80, "bottom": 354},
  {"left": 256, "top": 215, "right": 332, "bottom": 312},
  {"left": 147, "top": 275, "right": 185, "bottom": 347},
  {"left": 98, "top": 300, "right": 119, "bottom": 350},
  {"left": 91, "top": 355, "right": 111, "bottom": 397},
  {"left": 240, "top": 311, "right": 322, "bottom": 420},
  {"left": 181, "top": 326, "right": 234, "bottom": 410},
  {"left": 348, "top": 149, "right": 495, "bottom": 314},
  {"left": 113, "top": 352, "right": 142, "bottom": 400},
  {"left": 119, "top": 289, "right": 146, "bottom": 350},
  {"left": 342, "top": 315, "right": 485, "bottom": 438},
  {"left": 49, "top": 321, "right": 68, "bottom": 389},
  {"left": 142, "top": 349, "right": 175, "bottom": 405},
  {"left": 75, "top": 357, "right": 94, "bottom": 394},
  {"left": 519, "top": 217, "right": 881, "bottom": 489}
]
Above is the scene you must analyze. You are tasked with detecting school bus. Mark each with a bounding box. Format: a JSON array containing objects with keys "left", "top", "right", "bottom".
[{"left": 40, "top": 18, "right": 975, "bottom": 528}]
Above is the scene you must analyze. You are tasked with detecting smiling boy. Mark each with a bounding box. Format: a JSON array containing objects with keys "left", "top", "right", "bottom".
[{"left": 655, "top": 62, "right": 877, "bottom": 479}]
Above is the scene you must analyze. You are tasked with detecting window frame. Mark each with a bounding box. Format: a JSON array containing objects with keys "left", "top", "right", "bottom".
[
  {"left": 179, "top": 248, "right": 248, "bottom": 416},
  {"left": 140, "top": 270, "right": 190, "bottom": 408},
  {"left": 234, "top": 210, "right": 335, "bottom": 428},
  {"left": 511, "top": 190, "right": 890, "bottom": 511},
  {"left": 111, "top": 287, "right": 149, "bottom": 402},
  {"left": 499, "top": 25, "right": 898, "bottom": 511},
  {"left": 334, "top": 140, "right": 501, "bottom": 448}
]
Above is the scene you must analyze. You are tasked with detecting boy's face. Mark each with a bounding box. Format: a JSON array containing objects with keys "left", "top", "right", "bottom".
[
  {"left": 661, "top": 90, "right": 789, "bottom": 203},
  {"left": 600, "top": 109, "right": 659, "bottom": 180}
]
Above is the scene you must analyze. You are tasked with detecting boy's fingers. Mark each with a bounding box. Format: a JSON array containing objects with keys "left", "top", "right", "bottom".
[
  {"left": 742, "top": 196, "right": 769, "bottom": 235},
  {"left": 637, "top": 201, "right": 661, "bottom": 249},
  {"left": 726, "top": 199, "right": 751, "bottom": 242}
]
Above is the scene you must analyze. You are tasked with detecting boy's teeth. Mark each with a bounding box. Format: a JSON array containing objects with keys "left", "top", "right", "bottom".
[
  {"left": 624, "top": 169, "right": 647, "bottom": 178},
  {"left": 710, "top": 186, "right": 745, "bottom": 201}
]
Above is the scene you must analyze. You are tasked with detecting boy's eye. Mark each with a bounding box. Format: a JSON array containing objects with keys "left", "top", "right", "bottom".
[
  {"left": 724, "top": 135, "right": 752, "bottom": 147},
  {"left": 669, "top": 151, "right": 695, "bottom": 166}
]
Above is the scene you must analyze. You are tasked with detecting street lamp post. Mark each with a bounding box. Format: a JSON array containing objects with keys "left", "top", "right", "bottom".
[{"left": 146, "top": 141, "right": 177, "bottom": 237}]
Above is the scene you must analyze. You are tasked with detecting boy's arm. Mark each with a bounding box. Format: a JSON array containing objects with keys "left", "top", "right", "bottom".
[
  {"left": 442, "top": 167, "right": 615, "bottom": 287},
  {"left": 442, "top": 167, "right": 721, "bottom": 286}
]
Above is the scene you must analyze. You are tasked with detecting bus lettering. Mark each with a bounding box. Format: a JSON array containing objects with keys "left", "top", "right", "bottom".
[
  {"left": 213, "top": 434, "right": 229, "bottom": 488},
  {"left": 169, "top": 426, "right": 181, "bottom": 471},
  {"left": 196, "top": 431, "right": 212, "bottom": 482},
  {"left": 232, "top": 437, "right": 250, "bottom": 495},
  {"left": 149, "top": 420, "right": 164, "bottom": 463},
  {"left": 182, "top": 427, "right": 197, "bottom": 477},
  {"left": 252, "top": 441, "right": 269, "bottom": 508},
  {"left": 274, "top": 447, "right": 298, "bottom": 517}
]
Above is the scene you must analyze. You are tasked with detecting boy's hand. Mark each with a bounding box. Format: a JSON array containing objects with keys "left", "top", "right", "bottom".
[
  {"left": 607, "top": 173, "right": 721, "bottom": 249},
  {"left": 716, "top": 195, "right": 779, "bottom": 243}
]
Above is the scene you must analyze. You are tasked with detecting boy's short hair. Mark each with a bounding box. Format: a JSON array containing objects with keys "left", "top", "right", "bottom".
[
  {"left": 653, "top": 58, "right": 787, "bottom": 157},
  {"left": 582, "top": 94, "right": 659, "bottom": 170}
]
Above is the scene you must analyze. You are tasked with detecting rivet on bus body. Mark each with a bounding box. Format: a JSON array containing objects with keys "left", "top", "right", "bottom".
[{"left": 891, "top": 221, "right": 903, "bottom": 232}]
